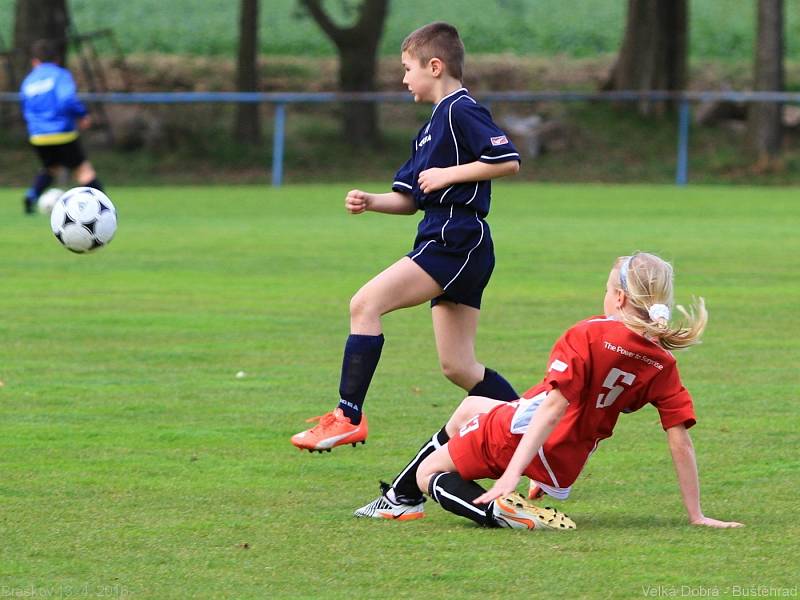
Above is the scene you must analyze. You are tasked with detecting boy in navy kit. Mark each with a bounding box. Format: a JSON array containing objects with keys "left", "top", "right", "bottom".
[
  {"left": 20, "top": 39, "right": 104, "bottom": 214},
  {"left": 292, "top": 22, "right": 522, "bottom": 452}
]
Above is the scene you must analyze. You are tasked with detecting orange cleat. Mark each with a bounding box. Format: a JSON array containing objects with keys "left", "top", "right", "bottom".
[{"left": 291, "top": 408, "right": 368, "bottom": 452}]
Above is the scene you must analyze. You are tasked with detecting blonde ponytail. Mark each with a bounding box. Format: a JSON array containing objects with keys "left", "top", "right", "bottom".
[{"left": 615, "top": 253, "right": 707, "bottom": 350}]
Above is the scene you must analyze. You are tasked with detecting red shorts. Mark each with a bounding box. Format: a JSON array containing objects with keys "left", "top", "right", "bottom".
[{"left": 447, "top": 404, "right": 551, "bottom": 483}]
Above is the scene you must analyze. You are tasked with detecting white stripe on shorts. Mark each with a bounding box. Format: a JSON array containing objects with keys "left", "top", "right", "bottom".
[
  {"left": 410, "top": 239, "right": 436, "bottom": 260},
  {"left": 440, "top": 204, "right": 454, "bottom": 246},
  {"left": 443, "top": 213, "right": 484, "bottom": 290},
  {"left": 538, "top": 447, "right": 561, "bottom": 488}
]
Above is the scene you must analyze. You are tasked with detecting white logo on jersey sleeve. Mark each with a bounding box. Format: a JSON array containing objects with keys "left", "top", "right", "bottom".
[{"left": 549, "top": 359, "right": 568, "bottom": 373}]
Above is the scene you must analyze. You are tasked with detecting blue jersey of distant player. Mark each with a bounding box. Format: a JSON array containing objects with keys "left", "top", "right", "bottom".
[
  {"left": 391, "top": 87, "right": 520, "bottom": 218},
  {"left": 20, "top": 62, "right": 88, "bottom": 144},
  {"left": 392, "top": 88, "right": 520, "bottom": 309}
]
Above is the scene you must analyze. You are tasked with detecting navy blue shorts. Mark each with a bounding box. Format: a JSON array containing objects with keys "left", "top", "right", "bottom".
[{"left": 407, "top": 205, "right": 495, "bottom": 309}]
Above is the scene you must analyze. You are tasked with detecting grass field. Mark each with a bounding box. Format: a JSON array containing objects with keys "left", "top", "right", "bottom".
[
  {"left": 0, "top": 184, "right": 798, "bottom": 599},
  {"left": 2, "top": 0, "right": 799, "bottom": 59}
]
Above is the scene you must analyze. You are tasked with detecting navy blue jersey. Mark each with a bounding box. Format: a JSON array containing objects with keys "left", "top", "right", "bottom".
[{"left": 392, "top": 88, "right": 520, "bottom": 217}]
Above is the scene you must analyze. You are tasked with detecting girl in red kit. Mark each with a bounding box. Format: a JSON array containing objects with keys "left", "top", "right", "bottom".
[{"left": 355, "top": 252, "right": 743, "bottom": 530}]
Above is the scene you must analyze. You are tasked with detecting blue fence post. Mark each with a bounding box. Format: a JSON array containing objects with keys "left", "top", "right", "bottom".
[
  {"left": 675, "top": 99, "right": 691, "bottom": 186},
  {"left": 272, "top": 103, "right": 286, "bottom": 187}
]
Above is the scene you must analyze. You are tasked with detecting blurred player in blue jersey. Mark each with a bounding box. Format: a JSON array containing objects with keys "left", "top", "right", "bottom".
[
  {"left": 19, "top": 39, "right": 104, "bottom": 214},
  {"left": 292, "top": 22, "right": 522, "bottom": 452}
]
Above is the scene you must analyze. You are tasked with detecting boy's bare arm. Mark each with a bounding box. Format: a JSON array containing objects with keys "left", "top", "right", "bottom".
[
  {"left": 345, "top": 189, "right": 417, "bottom": 215},
  {"left": 418, "top": 160, "right": 520, "bottom": 194},
  {"left": 666, "top": 424, "right": 743, "bottom": 528}
]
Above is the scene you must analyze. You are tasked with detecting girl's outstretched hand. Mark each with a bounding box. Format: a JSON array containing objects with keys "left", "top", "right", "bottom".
[
  {"left": 345, "top": 189, "right": 370, "bottom": 214},
  {"left": 473, "top": 473, "right": 520, "bottom": 505},
  {"left": 690, "top": 516, "right": 744, "bottom": 528}
]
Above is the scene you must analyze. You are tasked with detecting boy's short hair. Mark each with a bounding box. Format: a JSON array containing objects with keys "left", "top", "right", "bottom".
[
  {"left": 402, "top": 22, "right": 465, "bottom": 81},
  {"left": 31, "top": 39, "right": 60, "bottom": 63}
]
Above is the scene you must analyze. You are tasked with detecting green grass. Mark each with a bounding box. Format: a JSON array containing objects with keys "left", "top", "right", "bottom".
[
  {"left": 0, "top": 184, "right": 798, "bottom": 599},
  {"left": 2, "top": 0, "right": 800, "bottom": 59}
]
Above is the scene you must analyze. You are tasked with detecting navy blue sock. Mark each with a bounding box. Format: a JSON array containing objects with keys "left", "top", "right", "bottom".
[
  {"left": 84, "top": 177, "right": 104, "bottom": 193},
  {"left": 26, "top": 171, "right": 53, "bottom": 200},
  {"left": 391, "top": 426, "right": 450, "bottom": 502},
  {"left": 428, "top": 471, "right": 494, "bottom": 527},
  {"left": 468, "top": 367, "right": 518, "bottom": 401},
  {"left": 337, "top": 334, "right": 384, "bottom": 424}
]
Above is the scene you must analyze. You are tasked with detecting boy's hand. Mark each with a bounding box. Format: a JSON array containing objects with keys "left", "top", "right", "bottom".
[
  {"left": 418, "top": 168, "right": 451, "bottom": 194},
  {"left": 345, "top": 189, "right": 371, "bottom": 214},
  {"left": 690, "top": 516, "right": 744, "bottom": 528}
]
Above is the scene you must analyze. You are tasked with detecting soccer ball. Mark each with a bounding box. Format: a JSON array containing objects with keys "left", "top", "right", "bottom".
[
  {"left": 50, "top": 187, "right": 117, "bottom": 253},
  {"left": 37, "top": 187, "right": 64, "bottom": 215}
]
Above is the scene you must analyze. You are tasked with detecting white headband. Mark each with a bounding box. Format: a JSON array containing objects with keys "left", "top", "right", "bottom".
[
  {"left": 648, "top": 304, "right": 671, "bottom": 322},
  {"left": 619, "top": 255, "right": 634, "bottom": 291}
]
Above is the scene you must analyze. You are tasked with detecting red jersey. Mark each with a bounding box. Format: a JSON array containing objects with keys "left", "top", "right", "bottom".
[{"left": 484, "top": 316, "right": 696, "bottom": 491}]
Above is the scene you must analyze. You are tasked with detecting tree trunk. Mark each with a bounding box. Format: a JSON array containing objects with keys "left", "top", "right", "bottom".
[
  {"left": 338, "top": 38, "right": 381, "bottom": 145},
  {"left": 603, "top": 0, "right": 688, "bottom": 115},
  {"left": 234, "top": 0, "right": 261, "bottom": 144},
  {"left": 300, "top": 0, "right": 389, "bottom": 147},
  {"left": 749, "top": 0, "right": 784, "bottom": 167},
  {"left": 12, "top": 0, "right": 70, "bottom": 79}
]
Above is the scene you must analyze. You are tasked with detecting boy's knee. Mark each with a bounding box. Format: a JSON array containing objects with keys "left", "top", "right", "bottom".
[
  {"left": 438, "top": 358, "right": 459, "bottom": 381},
  {"left": 349, "top": 291, "right": 372, "bottom": 320},
  {"left": 439, "top": 360, "right": 479, "bottom": 389},
  {"left": 74, "top": 162, "right": 96, "bottom": 184}
]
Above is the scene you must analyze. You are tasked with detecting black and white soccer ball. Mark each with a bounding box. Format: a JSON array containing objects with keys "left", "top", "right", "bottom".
[{"left": 50, "top": 187, "right": 117, "bottom": 253}]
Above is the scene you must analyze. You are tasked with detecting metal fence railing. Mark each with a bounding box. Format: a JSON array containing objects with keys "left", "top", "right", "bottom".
[{"left": 1, "top": 90, "right": 797, "bottom": 186}]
